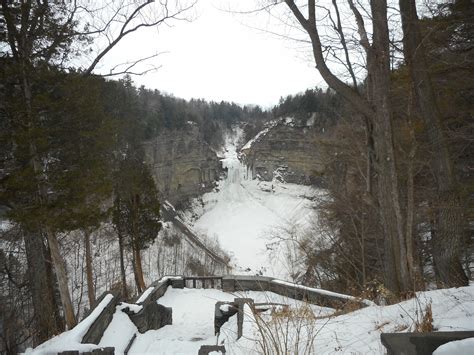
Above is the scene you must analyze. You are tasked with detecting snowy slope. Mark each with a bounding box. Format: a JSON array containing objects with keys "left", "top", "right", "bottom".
[
  {"left": 223, "top": 284, "right": 474, "bottom": 354},
  {"left": 184, "top": 127, "right": 320, "bottom": 278}
]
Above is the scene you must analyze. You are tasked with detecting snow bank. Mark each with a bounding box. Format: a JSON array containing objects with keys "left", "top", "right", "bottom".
[
  {"left": 303, "top": 285, "right": 474, "bottom": 354},
  {"left": 433, "top": 337, "right": 474, "bottom": 355},
  {"left": 25, "top": 294, "right": 114, "bottom": 354},
  {"left": 98, "top": 310, "right": 138, "bottom": 353},
  {"left": 222, "top": 285, "right": 474, "bottom": 354}
]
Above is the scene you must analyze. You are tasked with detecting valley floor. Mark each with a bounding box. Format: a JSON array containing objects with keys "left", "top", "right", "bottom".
[{"left": 185, "top": 128, "right": 320, "bottom": 278}]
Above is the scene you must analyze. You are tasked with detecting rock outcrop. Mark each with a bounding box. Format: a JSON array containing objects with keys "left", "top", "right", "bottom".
[
  {"left": 123, "top": 303, "right": 172, "bottom": 333},
  {"left": 240, "top": 117, "right": 324, "bottom": 185},
  {"left": 144, "top": 124, "right": 223, "bottom": 205}
]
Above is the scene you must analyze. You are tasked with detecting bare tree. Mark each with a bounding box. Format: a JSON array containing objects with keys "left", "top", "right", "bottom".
[{"left": 281, "top": 0, "right": 414, "bottom": 295}]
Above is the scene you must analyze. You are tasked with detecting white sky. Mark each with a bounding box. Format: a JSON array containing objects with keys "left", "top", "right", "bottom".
[{"left": 99, "top": 0, "right": 325, "bottom": 108}]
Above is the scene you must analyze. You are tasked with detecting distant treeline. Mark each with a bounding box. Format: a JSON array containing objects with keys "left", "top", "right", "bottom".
[{"left": 110, "top": 76, "right": 269, "bottom": 148}]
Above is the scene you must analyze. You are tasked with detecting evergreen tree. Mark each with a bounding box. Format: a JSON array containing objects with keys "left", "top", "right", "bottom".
[
  {"left": 0, "top": 0, "right": 93, "bottom": 331},
  {"left": 112, "top": 149, "right": 161, "bottom": 294}
]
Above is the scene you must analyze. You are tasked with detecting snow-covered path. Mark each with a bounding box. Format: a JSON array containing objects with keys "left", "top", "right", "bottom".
[{"left": 189, "top": 128, "right": 319, "bottom": 278}]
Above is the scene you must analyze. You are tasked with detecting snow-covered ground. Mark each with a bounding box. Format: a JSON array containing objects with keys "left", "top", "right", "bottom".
[
  {"left": 184, "top": 128, "right": 320, "bottom": 278},
  {"left": 222, "top": 284, "right": 474, "bottom": 354},
  {"left": 28, "top": 283, "right": 474, "bottom": 354}
]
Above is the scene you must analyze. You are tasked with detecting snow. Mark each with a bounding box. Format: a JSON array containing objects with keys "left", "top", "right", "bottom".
[
  {"left": 220, "top": 304, "right": 234, "bottom": 312},
  {"left": 187, "top": 127, "right": 320, "bottom": 277},
  {"left": 163, "top": 200, "right": 176, "bottom": 212},
  {"left": 0, "top": 219, "right": 13, "bottom": 231},
  {"left": 240, "top": 128, "right": 269, "bottom": 151},
  {"left": 25, "top": 294, "right": 114, "bottom": 355},
  {"left": 304, "top": 285, "right": 474, "bottom": 354},
  {"left": 98, "top": 310, "right": 137, "bottom": 353},
  {"left": 223, "top": 285, "right": 474, "bottom": 354},
  {"left": 220, "top": 304, "right": 260, "bottom": 354},
  {"left": 130, "top": 288, "right": 233, "bottom": 354},
  {"left": 136, "top": 276, "right": 184, "bottom": 303},
  {"left": 433, "top": 338, "right": 474, "bottom": 355},
  {"left": 240, "top": 120, "right": 278, "bottom": 151},
  {"left": 306, "top": 113, "right": 316, "bottom": 126},
  {"left": 119, "top": 302, "right": 143, "bottom": 314},
  {"left": 136, "top": 286, "right": 154, "bottom": 303},
  {"left": 29, "top": 284, "right": 474, "bottom": 355},
  {"left": 127, "top": 287, "right": 331, "bottom": 354}
]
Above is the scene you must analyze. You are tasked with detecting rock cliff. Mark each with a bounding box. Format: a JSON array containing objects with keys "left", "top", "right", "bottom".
[
  {"left": 240, "top": 117, "right": 324, "bottom": 185},
  {"left": 143, "top": 124, "right": 223, "bottom": 205}
]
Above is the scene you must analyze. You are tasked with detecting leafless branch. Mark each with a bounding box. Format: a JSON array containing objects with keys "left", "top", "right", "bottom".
[
  {"left": 332, "top": 0, "right": 358, "bottom": 89},
  {"left": 83, "top": 0, "right": 197, "bottom": 75},
  {"left": 102, "top": 52, "right": 166, "bottom": 77},
  {"left": 347, "top": 0, "right": 371, "bottom": 54},
  {"left": 217, "top": 1, "right": 284, "bottom": 15}
]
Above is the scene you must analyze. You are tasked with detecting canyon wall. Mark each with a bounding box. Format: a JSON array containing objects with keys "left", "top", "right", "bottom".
[
  {"left": 144, "top": 124, "right": 223, "bottom": 205},
  {"left": 240, "top": 117, "right": 325, "bottom": 185}
]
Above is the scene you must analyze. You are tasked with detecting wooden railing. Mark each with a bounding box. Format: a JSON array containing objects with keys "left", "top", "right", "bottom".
[{"left": 184, "top": 276, "right": 223, "bottom": 289}]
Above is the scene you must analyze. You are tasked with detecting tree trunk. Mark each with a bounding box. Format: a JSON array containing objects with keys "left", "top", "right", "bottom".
[
  {"left": 133, "top": 246, "right": 147, "bottom": 293},
  {"left": 118, "top": 230, "right": 128, "bottom": 299},
  {"left": 406, "top": 91, "right": 424, "bottom": 289},
  {"left": 406, "top": 138, "right": 416, "bottom": 283},
  {"left": 368, "top": 0, "right": 411, "bottom": 296},
  {"left": 46, "top": 228, "right": 77, "bottom": 329},
  {"left": 131, "top": 248, "right": 141, "bottom": 293},
  {"left": 44, "top": 242, "right": 65, "bottom": 331},
  {"left": 84, "top": 230, "right": 96, "bottom": 308},
  {"left": 24, "top": 231, "right": 62, "bottom": 344},
  {"left": 130, "top": 193, "right": 146, "bottom": 293},
  {"left": 432, "top": 192, "right": 468, "bottom": 286},
  {"left": 398, "top": 0, "right": 468, "bottom": 287}
]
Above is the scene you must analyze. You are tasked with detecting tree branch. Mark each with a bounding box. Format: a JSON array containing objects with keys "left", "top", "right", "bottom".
[
  {"left": 84, "top": 0, "right": 197, "bottom": 75},
  {"left": 332, "top": 0, "right": 358, "bottom": 89},
  {"left": 284, "top": 0, "right": 374, "bottom": 119},
  {"left": 347, "top": 0, "right": 371, "bottom": 55}
]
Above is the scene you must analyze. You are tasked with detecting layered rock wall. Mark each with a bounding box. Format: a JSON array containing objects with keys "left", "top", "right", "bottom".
[
  {"left": 144, "top": 124, "right": 222, "bottom": 205},
  {"left": 240, "top": 118, "right": 324, "bottom": 185}
]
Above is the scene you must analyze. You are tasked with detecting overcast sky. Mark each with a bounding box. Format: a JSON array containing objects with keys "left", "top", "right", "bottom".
[{"left": 99, "top": 0, "right": 325, "bottom": 108}]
